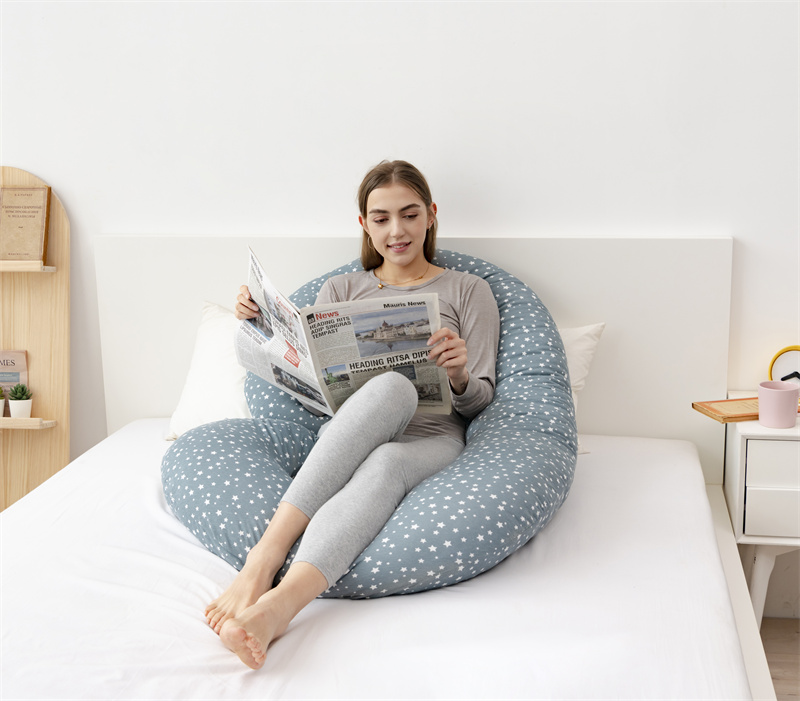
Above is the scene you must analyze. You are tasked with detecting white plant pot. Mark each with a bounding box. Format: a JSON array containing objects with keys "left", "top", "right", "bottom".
[{"left": 9, "top": 398, "right": 32, "bottom": 419}]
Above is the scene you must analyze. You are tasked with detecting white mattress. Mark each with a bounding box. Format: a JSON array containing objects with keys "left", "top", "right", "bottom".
[{"left": 1, "top": 420, "right": 751, "bottom": 700}]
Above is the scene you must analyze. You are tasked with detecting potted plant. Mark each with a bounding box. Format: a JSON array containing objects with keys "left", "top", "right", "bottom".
[{"left": 8, "top": 383, "right": 33, "bottom": 419}]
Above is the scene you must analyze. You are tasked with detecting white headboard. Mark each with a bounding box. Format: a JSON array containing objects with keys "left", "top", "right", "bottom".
[{"left": 95, "top": 236, "right": 732, "bottom": 482}]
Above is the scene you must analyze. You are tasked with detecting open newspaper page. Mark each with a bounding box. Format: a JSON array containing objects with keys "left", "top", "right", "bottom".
[
  {"left": 234, "top": 249, "right": 330, "bottom": 415},
  {"left": 303, "top": 295, "right": 451, "bottom": 414},
  {"left": 234, "top": 248, "right": 452, "bottom": 416}
]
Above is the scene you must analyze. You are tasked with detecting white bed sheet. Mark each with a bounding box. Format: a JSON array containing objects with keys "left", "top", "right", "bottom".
[{"left": 1, "top": 420, "right": 751, "bottom": 700}]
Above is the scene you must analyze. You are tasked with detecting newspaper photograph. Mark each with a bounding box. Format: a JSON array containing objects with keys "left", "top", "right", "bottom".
[{"left": 234, "top": 248, "right": 452, "bottom": 416}]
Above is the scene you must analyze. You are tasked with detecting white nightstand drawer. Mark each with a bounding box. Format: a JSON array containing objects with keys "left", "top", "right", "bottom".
[
  {"left": 745, "top": 487, "right": 800, "bottom": 537},
  {"left": 746, "top": 439, "right": 800, "bottom": 488}
]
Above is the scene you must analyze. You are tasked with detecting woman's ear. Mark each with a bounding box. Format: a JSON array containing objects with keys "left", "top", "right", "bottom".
[
  {"left": 429, "top": 203, "right": 437, "bottom": 227},
  {"left": 358, "top": 215, "right": 366, "bottom": 231}
]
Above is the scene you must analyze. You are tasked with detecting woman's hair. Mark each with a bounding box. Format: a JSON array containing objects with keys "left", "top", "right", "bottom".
[{"left": 357, "top": 160, "right": 438, "bottom": 270}]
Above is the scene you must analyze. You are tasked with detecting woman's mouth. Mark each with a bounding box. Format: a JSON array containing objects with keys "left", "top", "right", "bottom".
[{"left": 387, "top": 242, "right": 411, "bottom": 252}]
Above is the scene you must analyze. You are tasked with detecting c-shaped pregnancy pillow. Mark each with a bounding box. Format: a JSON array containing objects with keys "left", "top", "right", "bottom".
[{"left": 162, "top": 250, "right": 577, "bottom": 597}]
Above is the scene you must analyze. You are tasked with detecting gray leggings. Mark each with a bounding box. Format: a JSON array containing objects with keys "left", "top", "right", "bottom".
[{"left": 281, "top": 372, "right": 464, "bottom": 587}]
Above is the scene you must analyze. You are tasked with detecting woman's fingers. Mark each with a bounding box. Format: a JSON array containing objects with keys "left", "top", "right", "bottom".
[
  {"left": 427, "top": 328, "right": 469, "bottom": 394},
  {"left": 427, "top": 328, "right": 466, "bottom": 366},
  {"left": 235, "top": 284, "right": 261, "bottom": 320}
]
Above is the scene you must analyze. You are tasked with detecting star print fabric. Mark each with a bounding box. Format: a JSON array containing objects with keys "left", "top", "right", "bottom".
[{"left": 162, "top": 250, "right": 577, "bottom": 597}]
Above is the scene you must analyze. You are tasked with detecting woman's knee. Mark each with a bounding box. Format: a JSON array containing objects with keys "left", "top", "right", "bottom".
[
  {"left": 332, "top": 372, "right": 418, "bottom": 437},
  {"left": 362, "top": 372, "right": 417, "bottom": 413}
]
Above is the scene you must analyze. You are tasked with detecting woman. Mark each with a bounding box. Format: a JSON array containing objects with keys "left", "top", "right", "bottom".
[{"left": 207, "top": 160, "right": 500, "bottom": 669}]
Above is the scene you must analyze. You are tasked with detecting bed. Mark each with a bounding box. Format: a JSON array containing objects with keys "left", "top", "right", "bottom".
[{"left": 0, "top": 236, "right": 775, "bottom": 700}]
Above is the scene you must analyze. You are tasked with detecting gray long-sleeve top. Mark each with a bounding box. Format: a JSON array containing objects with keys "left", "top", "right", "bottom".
[{"left": 316, "top": 267, "right": 500, "bottom": 442}]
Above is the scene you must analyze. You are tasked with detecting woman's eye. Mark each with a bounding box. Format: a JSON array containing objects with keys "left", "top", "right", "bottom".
[{"left": 405, "top": 214, "right": 418, "bottom": 220}]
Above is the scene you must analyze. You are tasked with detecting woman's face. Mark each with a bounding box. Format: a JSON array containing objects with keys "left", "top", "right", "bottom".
[{"left": 360, "top": 183, "right": 435, "bottom": 269}]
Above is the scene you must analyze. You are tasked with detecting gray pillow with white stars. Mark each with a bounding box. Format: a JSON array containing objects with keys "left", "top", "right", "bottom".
[{"left": 162, "top": 250, "right": 577, "bottom": 598}]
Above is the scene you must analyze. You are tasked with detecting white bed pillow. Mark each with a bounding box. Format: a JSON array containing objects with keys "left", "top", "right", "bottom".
[
  {"left": 558, "top": 322, "right": 605, "bottom": 452},
  {"left": 167, "top": 302, "right": 251, "bottom": 440}
]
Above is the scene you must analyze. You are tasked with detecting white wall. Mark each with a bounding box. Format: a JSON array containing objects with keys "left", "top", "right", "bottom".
[{"left": 3, "top": 1, "right": 798, "bottom": 614}]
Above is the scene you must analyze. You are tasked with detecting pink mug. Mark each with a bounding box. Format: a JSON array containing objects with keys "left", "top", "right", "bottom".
[{"left": 758, "top": 381, "right": 800, "bottom": 429}]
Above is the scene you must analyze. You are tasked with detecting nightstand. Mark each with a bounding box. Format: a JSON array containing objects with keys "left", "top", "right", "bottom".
[{"left": 724, "top": 416, "right": 800, "bottom": 627}]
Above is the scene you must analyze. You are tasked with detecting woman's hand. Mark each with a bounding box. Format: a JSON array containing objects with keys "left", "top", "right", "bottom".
[
  {"left": 427, "top": 327, "right": 469, "bottom": 395},
  {"left": 235, "top": 285, "right": 261, "bottom": 320}
]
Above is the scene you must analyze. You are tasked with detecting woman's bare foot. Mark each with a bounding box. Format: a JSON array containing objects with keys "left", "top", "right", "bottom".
[
  {"left": 206, "top": 502, "right": 313, "bottom": 633},
  {"left": 219, "top": 590, "right": 293, "bottom": 670},
  {"left": 218, "top": 561, "right": 329, "bottom": 670},
  {"left": 205, "top": 553, "right": 283, "bottom": 634}
]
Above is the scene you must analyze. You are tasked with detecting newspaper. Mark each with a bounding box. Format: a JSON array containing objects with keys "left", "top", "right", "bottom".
[{"left": 234, "top": 248, "right": 452, "bottom": 417}]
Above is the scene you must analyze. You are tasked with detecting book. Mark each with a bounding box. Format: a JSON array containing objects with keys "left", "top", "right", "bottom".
[
  {"left": 0, "top": 186, "right": 51, "bottom": 262},
  {"left": 692, "top": 397, "right": 762, "bottom": 423},
  {"left": 0, "top": 350, "right": 28, "bottom": 417}
]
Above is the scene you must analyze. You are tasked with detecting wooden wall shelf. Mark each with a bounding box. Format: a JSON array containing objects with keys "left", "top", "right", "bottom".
[
  {"left": 0, "top": 418, "right": 57, "bottom": 430},
  {"left": 1, "top": 166, "right": 70, "bottom": 509},
  {"left": 0, "top": 261, "right": 57, "bottom": 273}
]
